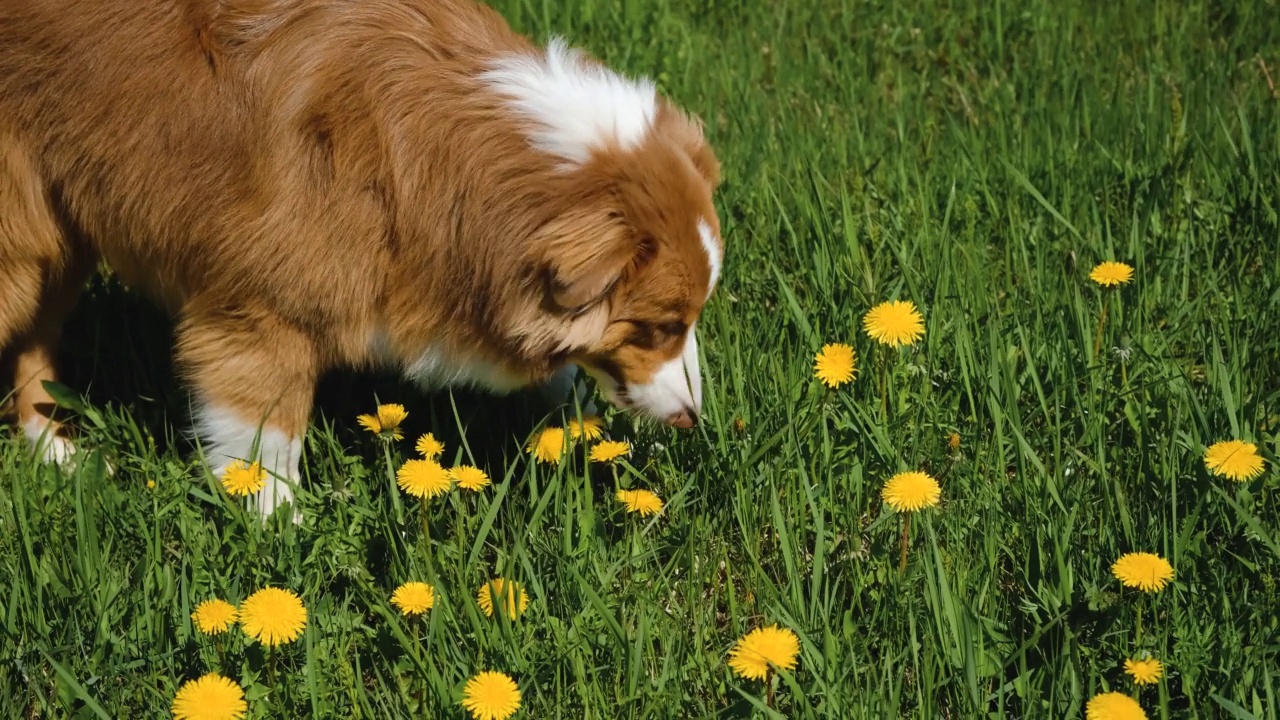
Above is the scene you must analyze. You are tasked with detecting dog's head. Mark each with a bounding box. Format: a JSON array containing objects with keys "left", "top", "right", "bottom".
[
  {"left": 484, "top": 39, "right": 723, "bottom": 428},
  {"left": 527, "top": 104, "right": 722, "bottom": 429}
]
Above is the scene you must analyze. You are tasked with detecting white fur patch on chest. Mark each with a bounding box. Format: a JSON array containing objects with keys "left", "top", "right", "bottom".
[
  {"left": 480, "top": 36, "right": 657, "bottom": 167},
  {"left": 404, "top": 345, "right": 527, "bottom": 394}
]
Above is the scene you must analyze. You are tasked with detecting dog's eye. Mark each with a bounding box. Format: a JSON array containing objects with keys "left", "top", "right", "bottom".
[{"left": 657, "top": 321, "right": 687, "bottom": 338}]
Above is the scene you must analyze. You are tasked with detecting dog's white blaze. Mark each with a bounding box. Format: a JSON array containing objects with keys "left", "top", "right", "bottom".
[
  {"left": 23, "top": 417, "right": 77, "bottom": 466},
  {"left": 697, "top": 219, "right": 721, "bottom": 299},
  {"left": 481, "top": 36, "right": 657, "bottom": 166},
  {"left": 628, "top": 323, "right": 702, "bottom": 421},
  {"left": 193, "top": 403, "right": 302, "bottom": 518}
]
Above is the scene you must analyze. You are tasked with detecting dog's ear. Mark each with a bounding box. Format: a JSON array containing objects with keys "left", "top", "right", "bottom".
[
  {"left": 537, "top": 203, "right": 655, "bottom": 313},
  {"left": 665, "top": 109, "right": 722, "bottom": 188}
]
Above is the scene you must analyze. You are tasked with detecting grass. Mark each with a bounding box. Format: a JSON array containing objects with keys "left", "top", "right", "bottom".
[{"left": 2, "top": 0, "right": 1279, "bottom": 717}]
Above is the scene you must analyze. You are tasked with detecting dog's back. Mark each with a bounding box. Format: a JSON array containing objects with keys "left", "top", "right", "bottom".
[{"left": 1, "top": 0, "right": 723, "bottom": 518}]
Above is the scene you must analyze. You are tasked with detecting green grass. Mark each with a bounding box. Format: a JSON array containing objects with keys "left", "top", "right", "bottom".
[{"left": 3, "top": 0, "right": 1279, "bottom": 717}]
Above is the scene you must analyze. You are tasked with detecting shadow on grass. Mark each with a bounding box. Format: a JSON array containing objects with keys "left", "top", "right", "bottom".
[{"left": 49, "top": 272, "right": 564, "bottom": 476}]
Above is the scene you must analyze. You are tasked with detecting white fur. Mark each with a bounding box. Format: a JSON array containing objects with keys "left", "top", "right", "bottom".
[
  {"left": 193, "top": 403, "right": 302, "bottom": 520},
  {"left": 627, "top": 323, "right": 702, "bottom": 422},
  {"left": 697, "top": 218, "right": 721, "bottom": 299},
  {"left": 481, "top": 36, "right": 657, "bottom": 167},
  {"left": 404, "top": 346, "right": 527, "bottom": 393},
  {"left": 23, "top": 417, "right": 77, "bottom": 466}
]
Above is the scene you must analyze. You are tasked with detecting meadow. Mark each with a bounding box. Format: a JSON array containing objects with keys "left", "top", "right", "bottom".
[{"left": 3, "top": 0, "right": 1279, "bottom": 717}]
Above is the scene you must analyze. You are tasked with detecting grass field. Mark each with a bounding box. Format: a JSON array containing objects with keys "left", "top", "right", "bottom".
[{"left": 3, "top": 0, "right": 1279, "bottom": 717}]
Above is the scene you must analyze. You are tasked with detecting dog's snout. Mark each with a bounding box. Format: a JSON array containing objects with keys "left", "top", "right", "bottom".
[{"left": 667, "top": 407, "right": 697, "bottom": 429}]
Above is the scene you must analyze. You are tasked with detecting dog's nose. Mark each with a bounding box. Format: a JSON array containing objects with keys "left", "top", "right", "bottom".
[{"left": 667, "top": 407, "right": 698, "bottom": 429}]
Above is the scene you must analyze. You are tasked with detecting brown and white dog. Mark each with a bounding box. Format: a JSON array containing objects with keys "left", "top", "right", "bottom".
[{"left": 0, "top": 0, "right": 723, "bottom": 515}]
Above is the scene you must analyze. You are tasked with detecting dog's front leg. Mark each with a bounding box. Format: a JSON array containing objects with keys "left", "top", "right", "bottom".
[{"left": 176, "top": 308, "right": 317, "bottom": 521}]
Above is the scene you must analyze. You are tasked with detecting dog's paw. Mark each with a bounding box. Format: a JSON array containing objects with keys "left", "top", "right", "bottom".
[
  {"left": 21, "top": 418, "right": 115, "bottom": 474},
  {"left": 252, "top": 474, "right": 302, "bottom": 525}
]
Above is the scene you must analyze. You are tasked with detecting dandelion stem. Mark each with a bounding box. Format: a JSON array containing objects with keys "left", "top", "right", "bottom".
[
  {"left": 267, "top": 645, "right": 277, "bottom": 692},
  {"left": 765, "top": 667, "right": 775, "bottom": 708},
  {"left": 878, "top": 349, "right": 888, "bottom": 423},
  {"left": 1136, "top": 598, "right": 1143, "bottom": 647},
  {"left": 899, "top": 512, "right": 911, "bottom": 571},
  {"left": 1093, "top": 297, "right": 1109, "bottom": 359},
  {"left": 383, "top": 440, "right": 404, "bottom": 523}
]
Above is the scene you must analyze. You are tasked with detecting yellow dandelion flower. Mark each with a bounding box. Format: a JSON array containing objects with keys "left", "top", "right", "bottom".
[
  {"left": 727, "top": 624, "right": 801, "bottom": 681},
  {"left": 476, "top": 578, "right": 529, "bottom": 619},
  {"left": 1085, "top": 691, "right": 1147, "bottom": 720},
  {"left": 1090, "top": 261, "right": 1134, "bottom": 287},
  {"left": 356, "top": 414, "right": 381, "bottom": 435},
  {"left": 616, "top": 488, "right": 663, "bottom": 516},
  {"left": 527, "top": 426, "right": 566, "bottom": 464},
  {"left": 568, "top": 415, "right": 605, "bottom": 441},
  {"left": 1111, "top": 552, "right": 1174, "bottom": 592},
  {"left": 863, "top": 300, "right": 925, "bottom": 347},
  {"left": 590, "top": 440, "right": 630, "bottom": 463},
  {"left": 220, "top": 460, "right": 266, "bottom": 497},
  {"left": 451, "top": 465, "right": 491, "bottom": 492},
  {"left": 416, "top": 432, "right": 445, "bottom": 459},
  {"left": 390, "top": 581, "right": 435, "bottom": 616},
  {"left": 880, "top": 470, "right": 941, "bottom": 512},
  {"left": 356, "top": 403, "right": 408, "bottom": 440},
  {"left": 1124, "top": 657, "right": 1163, "bottom": 686},
  {"left": 147, "top": 479, "right": 157, "bottom": 489},
  {"left": 813, "top": 343, "right": 856, "bottom": 388},
  {"left": 396, "top": 459, "right": 453, "bottom": 499},
  {"left": 238, "top": 587, "right": 307, "bottom": 647},
  {"left": 461, "top": 670, "right": 521, "bottom": 720},
  {"left": 171, "top": 673, "right": 247, "bottom": 720},
  {"left": 1203, "top": 439, "right": 1265, "bottom": 482},
  {"left": 191, "top": 599, "right": 238, "bottom": 635},
  {"left": 947, "top": 432, "right": 961, "bottom": 451}
]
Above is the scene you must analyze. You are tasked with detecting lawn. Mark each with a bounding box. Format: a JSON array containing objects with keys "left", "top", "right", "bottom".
[{"left": 3, "top": 0, "right": 1279, "bottom": 717}]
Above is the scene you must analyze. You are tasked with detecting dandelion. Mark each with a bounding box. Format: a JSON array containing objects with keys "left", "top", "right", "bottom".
[
  {"left": 390, "top": 581, "right": 435, "bottom": 616},
  {"left": 1090, "top": 262, "right": 1133, "bottom": 356},
  {"left": 1124, "top": 657, "right": 1163, "bottom": 686},
  {"left": 476, "top": 578, "right": 529, "bottom": 620},
  {"left": 451, "top": 465, "right": 491, "bottom": 492},
  {"left": 616, "top": 488, "right": 663, "bottom": 517},
  {"left": 1085, "top": 691, "right": 1147, "bottom": 720},
  {"left": 461, "top": 670, "right": 521, "bottom": 720},
  {"left": 191, "top": 599, "right": 238, "bottom": 635},
  {"left": 1112, "top": 552, "right": 1174, "bottom": 592},
  {"left": 1203, "top": 439, "right": 1266, "bottom": 482},
  {"left": 239, "top": 587, "right": 307, "bottom": 646},
  {"left": 147, "top": 479, "right": 157, "bottom": 490},
  {"left": 947, "top": 432, "right": 961, "bottom": 452},
  {"left": 567, "top": 415, "right": 605, "bottom": 441},
  {"left": 863, "top": 300, "right": 925, "bottom": 347},
  {"left": 590, "top": 440, "right": 631, "bottom": 463},
  {"left": 396, "top": 459, "right": 453, "bottom": 499},
  {"left": 220, "top": 460, "right": 266, "bottom": 497},
  {"left": 527, "top": 426, "right": 566, "bottom": 464},
  {"left": 1089, "top": 261, "right": 1134, "bottom": 287},
  {"left": 357, "top": 403, "right": 408, "bottom": 440},
  {"left": 813, "top": 343, "right": 856, "bottom": 388},
  {"left": 881, "top": 470, "right": 941, "bottom": 570},
  {"left": 727, "top": 625, "right": 800, "bottom": 682},
  {"left": 881, "top": 471, "right": 941, "bottom": 512},
  {"left": 415, "top": 432, "right": 445, "bottom": 460},
  {"left": 171, "top": 673, "right": 247, "bottom": 720}
]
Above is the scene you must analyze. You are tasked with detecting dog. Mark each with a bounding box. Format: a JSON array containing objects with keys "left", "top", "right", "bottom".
[{"left": 0, "top": 0, "right": 723, "bottom": 516}]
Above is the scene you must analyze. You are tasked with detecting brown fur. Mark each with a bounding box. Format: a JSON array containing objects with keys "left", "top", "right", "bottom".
[{"left": 0, "top": 0, "right": 722, "bottom": 465}]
